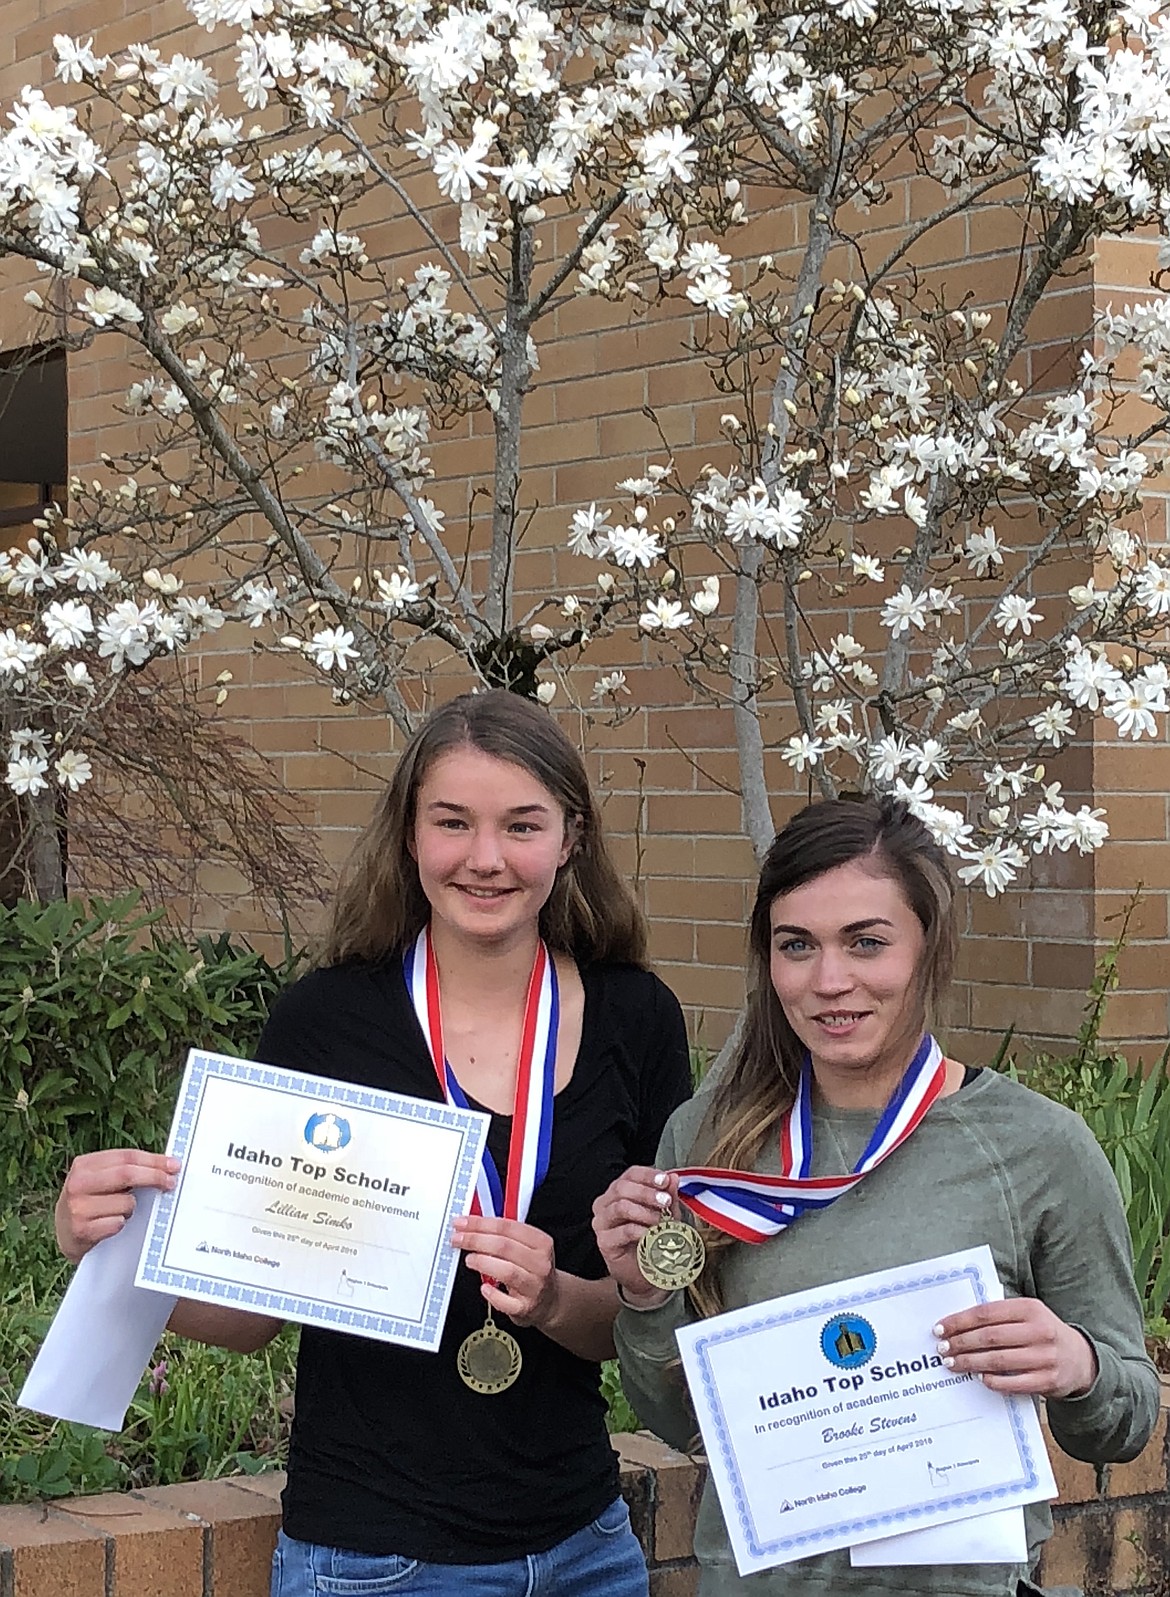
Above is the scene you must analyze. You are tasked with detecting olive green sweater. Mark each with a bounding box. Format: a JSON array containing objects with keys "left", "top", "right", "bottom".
[{"left": 615, "top": 1068, "right": 1159, "bottom": 1597}]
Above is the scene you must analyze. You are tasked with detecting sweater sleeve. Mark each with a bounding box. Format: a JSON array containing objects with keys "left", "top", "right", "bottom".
[
  {"left": 1026, "top": 1109, "right": 1160, "bottom": 1464},
  {"left": 613, "top": 1103, "right": 704, "bottom": 1453}
]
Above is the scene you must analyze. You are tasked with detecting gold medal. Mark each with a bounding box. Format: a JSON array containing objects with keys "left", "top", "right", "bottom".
[
  {"left": 457, "top": 1312, "right": 523, "bottom": 1395},
  {"left": 637, "top": 1216, "right": 706, "bottom": 1291}
]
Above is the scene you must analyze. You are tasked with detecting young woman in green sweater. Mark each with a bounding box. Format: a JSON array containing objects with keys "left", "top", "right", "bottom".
[{"left": 594, "top": 795, "right": 1157, "bottom": 1597}]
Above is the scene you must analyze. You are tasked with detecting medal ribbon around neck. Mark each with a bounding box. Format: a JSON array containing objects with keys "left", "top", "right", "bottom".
[
  {"left": 404, "top": 924, "right": 558, "bottom": 1226},
  {"left": 673, "top": 1034, "right": 947, "bottom": 1244}
]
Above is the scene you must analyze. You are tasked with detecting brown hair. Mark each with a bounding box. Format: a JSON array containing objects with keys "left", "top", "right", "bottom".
[
  {"left": 320, "top": 689, "right": 646, "bottom": 968},
  {"left": 689, "top": 795, "right": 957, "bottom": 1316}
]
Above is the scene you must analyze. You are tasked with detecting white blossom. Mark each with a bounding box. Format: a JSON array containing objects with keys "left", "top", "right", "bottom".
[
  {"left": 781, "top": 733, "right": 824, "bottom": 772},
  {"left": 568, "top": 503, "right": 610, "bottom": 559},
  {"left": 0, "top": 630, "right": 45, "bottom": 675},
  {"left": 59, "top": 549, "right": 120, "bottom": 591},
  {"left": 377, "top": 569, "right": 422, "bottom": 613},
  {"left": 8, "top": 546, "right": 53, "bottom": 595},
  {"left": 235, "top": 580, "right": 280, "bottom": 627},
  {"left": 965, "top": 527, "right": 1004, "bottom": 576},
  {"left": 1061, "top": 647, "right": 1123, "bottom": 710},
  {"left": 1063, "top": 805, "right": 1110, "bottom": 853},
  {"left": 608, "top": 525, "right": 664, "bottom": 569},
  {"left": 994, "top": 595, "right": 1042, "bottom": 636},
  {"left": 908, "top": 739, "right": 950, "bottom": 781},
  {"left": 160, "top": 302, "right": 202, "bottom": 336},
  {"left": 640, "top": 598, "right": 691, "bottom": 631},
  {"left": 1030, "top": 704, "right": 1075, "bottom": 746},
  {"left": 868, "top": 734, "right": 911, "bottom": 784},
  {"left": 1136, "top": 561, "right": 1170, "bottom": 618},
  {"left": 305, "top": 627, "right": 359, "bottom": 672},
  {"left": 176, "top": 595, "right": 225, "bottom": 631},
  {"left": 6, "top": 755, "right": 49, "bottom": 796},
  {"left": 54, "top": 34, "right": 108, "bottom": 82},
  {"left": 851, "top": 552, "right": 885, "bottom": 582},
  {"left": 919, "top": 805, "right": 974, "bottom": 854},
  {"left": 78, "top": 286, "right": 142, "bottom": 326},
  {"left": 881, "top": 586, "right": 930, "bottom": 637},
  {"left": 724, "top": 485, "right": 807, "bottom": 548},
  {"left": 42, "top": 599, "right": 93, "bottom": 648},
  {"left": 97, "top": 600, "right": 156, "bottom": 670},
  {"left": 957, "top": 840, "right": 1026, "bottom": 896},
  {"left": 1104, "top": 676, "right": 1167, "bottom": 739},
  {"left": 637, "top": 127, "right": 696, "bottom": 186},
  {"left": 54, "top": 750, "right": 93, "bottom": 791}
]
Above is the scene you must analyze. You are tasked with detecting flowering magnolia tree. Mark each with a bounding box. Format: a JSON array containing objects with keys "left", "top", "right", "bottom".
[
  {"left": 2, "top": 0, "right": 1170, "bottom": 894},
  {"left": 0, "top": 529, "right": 316, "bottom": 902},
  {"left": 562, "top": 1, "right": 1170, "bottom": 894}
]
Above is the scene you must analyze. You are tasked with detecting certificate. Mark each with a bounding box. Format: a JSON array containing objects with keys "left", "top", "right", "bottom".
[
  {"left": 676, "top": 1246, "right": 1055, "bottom": 1576},
  {"left": 135, "top": 1049, "right": 489, "bottom": 1350}
]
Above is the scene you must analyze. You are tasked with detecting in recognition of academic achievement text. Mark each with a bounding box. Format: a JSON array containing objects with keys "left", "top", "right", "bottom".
[{"left": 136, "top": 1049, "right": 489, "bottom": 1350}]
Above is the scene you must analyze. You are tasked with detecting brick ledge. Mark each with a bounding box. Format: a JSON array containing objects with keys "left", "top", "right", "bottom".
[{"left": 3, "top": 1389, "right": 1168, "bottom": 1597}]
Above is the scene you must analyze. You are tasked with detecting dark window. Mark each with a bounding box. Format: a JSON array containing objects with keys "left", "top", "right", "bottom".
[{"left": 0, "top": 346, "right": 68, "bottom": 903}]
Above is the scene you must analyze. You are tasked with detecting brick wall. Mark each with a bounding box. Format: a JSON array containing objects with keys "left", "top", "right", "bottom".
[
  {"left": 2, "top": 3, "right": 1170, "bottom": 1061},
  {"left": 3, "top": 1403, "right": 1170, "bottom": 1597}
]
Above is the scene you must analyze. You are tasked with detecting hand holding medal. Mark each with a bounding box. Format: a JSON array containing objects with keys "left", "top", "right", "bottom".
[
  {"left": 592, "top": 1165, "right": 705, "bottom": 1303},
  {"left": 407, "top": 924, "right": 559, "bottom": 1395},
  {"left": 637, "top": 1195, "right": 706, "bottom": 1291},
  {"left": 596, "top": 1036, "right": 948, "bottom": 1302}
]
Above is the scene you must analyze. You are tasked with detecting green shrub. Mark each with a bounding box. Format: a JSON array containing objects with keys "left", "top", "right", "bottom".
[
  {"left": 997, "top": 904, "right": 1170, "bottom": 1327},
  {"left": 0, "top": 1296, "right": 299, "bottom": 1502},
  {"left": 0, "top": 893, "right": 295, "bottom": 1278},
  {"left": 602, "top": 1358, "right": 640, "bottom": 1434},
  {"left": 0, "top": 895, "right": 301, "bottom": 1503}
]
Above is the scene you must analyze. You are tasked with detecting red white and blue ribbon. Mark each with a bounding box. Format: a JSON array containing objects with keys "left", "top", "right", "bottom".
[
  {"left": 404, "top": 924, "right": 558, "bottom": 1222},
  {"left": 674, "top": 1034, "right": 947, "bottom": 1243}
]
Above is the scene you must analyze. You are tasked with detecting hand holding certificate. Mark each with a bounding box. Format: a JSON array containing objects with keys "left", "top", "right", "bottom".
[
  {"left": 676, "top": 1246, "right": 1055, "bottom": 1577},
  {"left": 137, "top": 1049, "right": 489, "bottom": 1345},
  {"left": 21, "top": 1048, "right": 489, "bottom": 1431}
]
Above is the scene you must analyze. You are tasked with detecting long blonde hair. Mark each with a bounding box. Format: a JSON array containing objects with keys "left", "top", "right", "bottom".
[
  {"left": 320, "top": 690, "right": 647, "bottom": 968},
  {"left": 689, "top": 796, "right": 957, "bottom": 1317}
]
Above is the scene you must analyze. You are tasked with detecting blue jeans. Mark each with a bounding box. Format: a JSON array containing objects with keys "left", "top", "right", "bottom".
[{"left": 270, "top": 1500, "right": 648, "bottom": 1596}]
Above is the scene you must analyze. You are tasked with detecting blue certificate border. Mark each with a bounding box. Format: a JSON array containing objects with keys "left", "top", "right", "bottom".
[
  {"left": 687, "top": 1261, "right": 1046, "bottom": 1560},
  {"left": 138, "top": 1049, "right": 486, "bottom": 1348}
]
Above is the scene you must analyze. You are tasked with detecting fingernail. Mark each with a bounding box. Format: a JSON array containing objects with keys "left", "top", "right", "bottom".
[
  {"left": 165, "top": 1176, "right": 177, "bottom": 1190},
  {"left": 936, "top": 1339, "right": 949, "bottom": 1354},
  {"left": 931, "top": 1323, "right": 944, "bottom": 1337},
  {"left": 655, "top": 1191, "right": 671, "bottom": 1208},
  {"left": 653, "top": 1172, "right": 668, "bottom": 1187},
  {"left": 942, "top": 1356, "right": 955, "bottom": 1369}
]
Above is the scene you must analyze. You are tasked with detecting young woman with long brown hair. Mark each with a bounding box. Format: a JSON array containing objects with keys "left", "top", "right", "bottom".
[
  {"left": 55, "top": 689, "right": 692, "bottom": 1597},
  {"left": 594, "top": 795, "right": 1157, "bottom": 1597}
]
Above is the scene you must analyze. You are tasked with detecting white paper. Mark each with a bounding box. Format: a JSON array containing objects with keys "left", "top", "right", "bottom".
[
  {"left": 849, "top": 1506, "right": 1028, "bottom": 1566},
  {"left": 676, "top": 1246, "right": 1056, "bottom": 1577},
  {"left": 136, "top": 1049, "right": 489, "bottom": 1349},
  {"left": 19, "top": 1190, "right": 177, "bottom": 1431},
  {"left": 848, "top": 1260, "right": 1028, "bottom": 1568}
]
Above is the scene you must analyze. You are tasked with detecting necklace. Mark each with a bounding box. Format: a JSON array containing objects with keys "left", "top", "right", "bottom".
[{"left": 405, "top": 925, "right": 559, "bottom": 1392}]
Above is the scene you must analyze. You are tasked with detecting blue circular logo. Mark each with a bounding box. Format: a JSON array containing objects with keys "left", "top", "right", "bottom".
[
  {"left": 304, "top": 1112, "right": 351, "bottom": 1152},
  {"left": 820, "top": 1313, "right": 877, "bottom": 1369}
]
